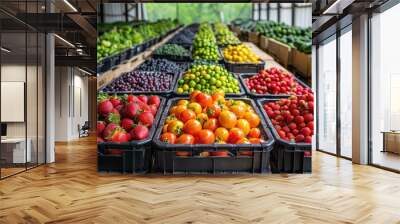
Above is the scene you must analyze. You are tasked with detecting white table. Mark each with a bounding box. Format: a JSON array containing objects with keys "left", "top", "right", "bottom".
[{"left": 1, "top": 138, "right": 31, "bottom": 163}]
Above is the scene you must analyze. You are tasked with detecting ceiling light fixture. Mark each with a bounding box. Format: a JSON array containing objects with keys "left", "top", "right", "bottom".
[
  {"left": 63, "top": 0, "right": 78, "bottom": 12},
  {"left": 78, "top": 67, "right": 92, "bottom": 76},
  {"left": 54, "top": 34, "right": 75, "bottom": 48},
  {"left": 1, "top": 47, "right": 11, "bottom": 53}
]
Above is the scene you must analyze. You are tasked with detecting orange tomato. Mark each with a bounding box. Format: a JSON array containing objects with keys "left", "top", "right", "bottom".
[
  {"left": 244, "top": 112, "right": 260, "bottom": 128},
  {"left": 179, "top": 109, "right": 196, "bottom": 123},
  {"left": 160, "top": 132, "right": 176, "bottom": 144},
  {"left": 176, "top": 134, "right": 195, "bottom": 144},
  {"left": 195, "top": 129, "right": 215, "bottom": 144},
  {"left": 165, "top": 115, "right": 177, "bottom": 125},
  {"left": 169, "top": 106, "right": 178, "bottom": 115},
  {"left": 248, "top": 128, "right": 261, "bottom": 138},
  {"left": 167, "top": 120, "right": 184, "bottom": 136},
  {"left": 203, "top": 118, "right": 219, "bottom": 132},
  {"left": 249, "top": 138, "right": 263, "bottom": 144},
  {"left": 236, "top": 119, "right": 251, "bottom": 136},
  {"left": 162, "top": 124, "right": 169, "bottom": 133},
  {"left": 212, "top": 92, "right": 225, "bottom": 104},
  {"left": 187, "top": 102, "right": 202, "bottom": 114},
  {"left": 196, "top": 113, "right": 209, "bottom": 125},
  {"left": 174, "top": 105, "right": 187, "bottom": 118},
  {"left": 194, "top": 92, "right": 213, "bottom": 108},
  {"left": 236, "top": 137, "right": 250, "bottom": 144},
  {"left": 218, "top": 110, "right": 237, "bottom": 129},
  {"left": 214, "top": 127, "right": 229, "bottom": 142},
  {"left": 190, "top": 90, "right": 202, "bottom": 102},
  {"left": 230, "top": 104, "right": 246, "bottom": 118},
  {"left": 206, "top": 103, "right": 221, "bottom": 118},
  {"left": 227, "top": 128, "right": 244, "bottom": 144},
  {"left": 183, "top": 119, "right": 202, "bottom": 135},
  {"left": 177, "top": 99, "right": 189, "bottom": 106}
]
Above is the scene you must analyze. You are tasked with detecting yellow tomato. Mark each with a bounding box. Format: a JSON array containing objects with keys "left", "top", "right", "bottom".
[
  {"left": 188, "top": 102, "right": 202, "bottom": 114},
  {"left": 236, "top": 119, "right": 251, "bottom": 136}
]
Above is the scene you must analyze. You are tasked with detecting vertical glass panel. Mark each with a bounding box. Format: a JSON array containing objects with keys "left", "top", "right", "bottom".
[
  {"left": 253, "top": 3, "right": 259, "bottom": 20},
  {"left": 38, "top": 33, "right": 45, "bottom": 165},
  {"left": 280, "top": 3, "right": 292, "bottom": 25},
  {"left": 339, "top": 28, "right": 352, "bottom": 158},
  {"left": 269, "top": 3, "right": 278, "bottom": 22},
  {"left": 371, "top": 4, "right": 400, "bottom": 171},
  {"left": 1, "top": 31, "right": 27, "bottom": 177},
  {"left": 260, "top": 3, "right": 267, "bottom": 20},
  {"left": 295, "top": 3, "right": 312, "bottom": 28},
  {"left": 318, "top": 37, "right": 337, "bottom": 154}
]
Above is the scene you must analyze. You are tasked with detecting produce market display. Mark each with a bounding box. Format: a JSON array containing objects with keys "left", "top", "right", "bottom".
[
  {"left": 136, "top": 59, "right": 188, "bottom": 74},
  {"left": 101, "top": 71, "right": 174, "bottom": 93},
  {"left": 97, "top": 19, "right": 313, "bottom": 174},
  {"left": 97, "top": 19, "right": 179, "bottom": 61},
  {"left": 160, "top": 91, "right": 264, "bottom": 146},
  {"left": 242, "top": 67, "right": 312, "bottom": 95},
  {"left": 176, "top": 64, "right": 241, "bottom": 94},
  {"left": 192, "top": 23, "right": 220, "bottom": 61},
  {"left": 97, "top": 94, "right": 162, "bottom": 142},
  {"left": 232, "top": 19, "right": 311, "bottom": 54},
  {"left": 222, "top": 44, "right": 261, "bottom": 63},
  {"left": 261, "top": 93, "right": 314, "bottom": 143},
  {"left": 153, "top": 44, "right": 191, "bottom": 58}
]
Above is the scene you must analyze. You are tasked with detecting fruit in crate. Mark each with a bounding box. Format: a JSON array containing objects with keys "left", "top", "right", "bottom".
[
  {"left": 262, "top": 93, "right": 314, "bottom": 143},
  {"left": 102, "top": 71, "right": 173, "bottom": 93},
  {"left": 97, "top": 94, "right": 161, "bottom": 143},
  {"left": 223, "top": 44, "right": 260, "bottom": 63},
  {"left": 136, "top": 59, "right": 188, "bottom": 74},
  {"left": 159, "top": 91, "right": 264, "bottom": 145},
  {"left": 244, "top": 67, "right": 312, "bottom": 95},
  {"left": 153, "top": 44, "right": 190, "bottom": 57},
  {"left": 176, "top": 64, "right": 240, "bottom": 94}
]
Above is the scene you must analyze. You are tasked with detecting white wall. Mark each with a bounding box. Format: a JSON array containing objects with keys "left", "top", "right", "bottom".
[{"left": 54, "top": 67, "right": 89, "bottom": 141}]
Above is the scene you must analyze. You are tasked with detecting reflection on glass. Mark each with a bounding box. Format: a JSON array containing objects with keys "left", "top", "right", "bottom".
[
  {"left": 340, "top": 29, "right": 352, "bottom": 158},
  {"left": 371, "top": 4, "right": 400, "bottom": 171},
  {"left": 318, "top": 37, "right": 337, "bottom": 154}
]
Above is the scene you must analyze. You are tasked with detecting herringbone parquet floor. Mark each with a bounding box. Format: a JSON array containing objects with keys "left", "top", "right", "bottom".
[{"left": 1, "top": 136, "right": 400, "bottom": 224}]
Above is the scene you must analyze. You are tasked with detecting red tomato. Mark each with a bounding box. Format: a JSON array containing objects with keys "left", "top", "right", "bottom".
[
  {"left": 203, "top": 118, "right": 219, "bottom": 132},
  {"left": 160, "top": 132, "right": 177, "bottom": 144},
  {"left": 227, "top": 128, "right": 245, "bottom": 144},
  {"left": 176, "top": 134, "right": 195, "bottom": 144},
  {"left": 195, "top": 92, "right": 213, "bottom": 108},
  {"left": 195, "top": 129, "right": 215, "bottom": 144}
]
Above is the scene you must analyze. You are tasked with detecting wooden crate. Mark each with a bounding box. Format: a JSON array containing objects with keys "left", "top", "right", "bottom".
[
  {"left": 291, "top": 49, "right": 311, "bottom": 78},
  {"left": 248, "top": 32, "right": 260, "bottom": 45},
  {"left": 267, "top": 38, "right": 292, "bottom": 68}
]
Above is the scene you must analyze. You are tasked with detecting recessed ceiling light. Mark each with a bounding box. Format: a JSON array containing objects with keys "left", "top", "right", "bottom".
[
  {"left": 1, "top": 47, "right": 11, "bottom": 53},
  {"left": 54, "top": 34, "right": 75, "bottom": 48},
  {"left": 63, "top": 0, "right": 78, "bottom": 12}
]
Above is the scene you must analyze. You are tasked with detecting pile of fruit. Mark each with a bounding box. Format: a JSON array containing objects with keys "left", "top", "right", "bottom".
[
  {"left": 136, "top": 59, "right": 188, "bottom": 74},
  {"left": 153, "top": 44, "right": 190, "bottom": 58},
  {"left": 214, "top": 22, "right": 240, "bottom": 46},
  {"left": 262, "top": 93, "right": 314, "bottom": 143},
  {"left": 176, "top": 64, "right": 241, "bottom": 94},
  {"left": 243, "top": 67, "right": 312, "bottom": 95},
  {"left": 192, "top": 23, "right": 220, "bottom": 61},
  {"left": 102, "top": 71, "right": 174, "bottom": 93},
  {"left": 97, "top": 94, "right": 162, "bottom": 143},
  {"left": 223, "top": 44, "right": 260, "bottom": 63},
  {"left": 160, "top": 91, "right": 264, "bottom": 148},
  {"left": 168, "top": 27, "right": 196, "bottom": 46}
]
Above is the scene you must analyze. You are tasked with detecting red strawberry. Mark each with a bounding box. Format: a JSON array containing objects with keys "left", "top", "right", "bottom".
[
  {"left": 126, "top": 94, "right": 139, "bottom": 103},
  {"left": 130, "top": 125, "right": 149, "bottom": 140},
  {"left": 305, "top": 136, "right": 312, "bottom": 143},
  {"left": 138, "top": 111, "right": 154, "bottom": 127},
  {"left": 136, "top": 100, "right": 151, "bottom": 112},
  {"left": 97, "top": 137, "right": 104, "bottom": 143},
  {"left": 304, "top": 113, "right": 313, "bottom": 123},
  {"left": 103, "top": 123, "right": 118, "bottom": 139},
  {"left": 295, "top": 134, "right": 305, "bottom": 143},
  {"left": 149, "top": 104, "right": 158, "bottom": 116},
  {"left": 97, "top": 121, "right": 106, "bottom": 136},
  {"left": 148, "top": 95, "right": 160, "bottom": 107},
  {"left": 108, "top": 129, "right": 129, "bottom": 143},
  {"left": 109, "top": 95, "right": 121, "bottom": 107},
  {"left": 121, "top": 118, "right": 134, "bottom": 132},
  {"left": 124, "top": 102, "right": 141, "bottom": 118},
  {"left": 301, "top": 127, "right": 312, "bottom": 137},
  {"left": 138, "top": 95, "right": 148, "bottom": 104},
  {"left": 98, "top": 99, "right": 113, "bottom": 116}
]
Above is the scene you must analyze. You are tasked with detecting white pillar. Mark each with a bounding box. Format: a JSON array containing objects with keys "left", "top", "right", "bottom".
[
  {"left": 46, "top": 33, "right": 55, "bottom": 163},
  {"left": 352, "top": 14, "right": 369, "bottom": 164}
]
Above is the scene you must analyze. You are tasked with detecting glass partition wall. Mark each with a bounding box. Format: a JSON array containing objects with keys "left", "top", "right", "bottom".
[
  {"left": 316, "top": 26, "right": 353, "bottom": 159},
  {"left": 0, "top": 6, "right": 46, "bottom": 179}
]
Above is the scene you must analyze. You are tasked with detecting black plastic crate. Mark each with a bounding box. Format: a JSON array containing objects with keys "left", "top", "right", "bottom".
[
  {"left": 152, "top": 53, "right": 192, "bottom": 63},
  {"left": 238, "top": 73, "right": 311, "bottom": 99},
  {"left": 98, "top": 144, "right": 152, "bottom": 173},
  {"left": 97, "top": 95, "right": 166, "bottom": 174},
  {"left": 99, "top": 72, "right": 178, "bottom": 97},
  {"left": 220, "top": 48, "right": 265, "bottom": 74},
  {"left": 256, "top": 98, "right": 312, "bottom": 173},
  {"left": 97, "top": 58, "right": 111, "bottom": 74},
  {"left": 120, "top": 48, "right": 132, "bottom": 62},
  {"left": 172, "top": 72, "right": 246, "bottom": 97},
  {"left": 152, "top": 97, "right": 275, "bottom": 174}
]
